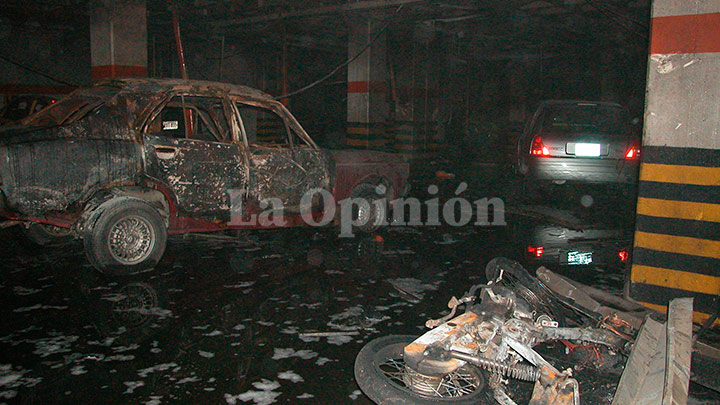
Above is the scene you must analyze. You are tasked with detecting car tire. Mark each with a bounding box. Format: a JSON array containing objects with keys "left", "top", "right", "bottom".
[
  {"left": 84, "top": 199, "right": 167, "bottom": 276},
  {"left": 20, "top": 223, "right": 74, "bottom": 246},
  {"left": 350, "top": 183, "right": 387, "bottom": 234}
]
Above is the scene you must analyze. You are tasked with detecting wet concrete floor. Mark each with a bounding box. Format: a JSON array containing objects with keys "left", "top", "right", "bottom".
[{"left": 0, "top": 163, "right": 717, "bottom": 404}]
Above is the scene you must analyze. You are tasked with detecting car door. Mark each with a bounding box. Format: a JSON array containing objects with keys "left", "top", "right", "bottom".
[
  {"left": 232, "top": 99, "right": 330, "bottom": 214},
  {"left": 143, "top": 95, "right": 247, "bottom": 221}
]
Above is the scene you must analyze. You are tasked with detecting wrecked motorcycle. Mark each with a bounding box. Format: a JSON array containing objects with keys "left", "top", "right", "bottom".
[{"left": 354, "top": 257, "right": 635, "bottom": 404}]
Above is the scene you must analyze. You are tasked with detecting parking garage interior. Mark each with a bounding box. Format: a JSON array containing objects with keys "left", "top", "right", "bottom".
[{"left": 0, "top": 1, "right": 718, "bottom": 404}]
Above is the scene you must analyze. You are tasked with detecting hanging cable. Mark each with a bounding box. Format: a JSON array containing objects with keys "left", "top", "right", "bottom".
[
  {"left": 0, "top": 53, "right": 78, "bottom": 86},
  {"left": 274, "top": 4, "right": 405, "bottom": 101}
]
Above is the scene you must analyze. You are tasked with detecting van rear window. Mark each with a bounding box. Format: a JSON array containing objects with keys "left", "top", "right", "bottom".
[{"left": 539, "top": 104, "right": 628, "bottom": 137}]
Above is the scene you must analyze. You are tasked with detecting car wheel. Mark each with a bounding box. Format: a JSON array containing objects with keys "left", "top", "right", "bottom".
[
  {"left": 84, "top": 199, "right": 167, "bottom": 276},
  {"left": 351, "top": 183, "right": 387, "bottom": 234},
  {"left": 21, "top": 223, "right": 74, "bottom": 246}
]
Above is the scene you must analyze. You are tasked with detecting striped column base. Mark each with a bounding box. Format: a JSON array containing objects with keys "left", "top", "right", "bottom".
[
  {"left": 346, "top": 122, "right": 389, "bottom": 149},
  {"left": 257, "top": 119, "right": 285, "bottom": 143},
  {"left": 390, "top": 121, "right": 443, "bottom": 160},
  {"left": 630, "top": 146, "right": 720, "bottom": 327}
]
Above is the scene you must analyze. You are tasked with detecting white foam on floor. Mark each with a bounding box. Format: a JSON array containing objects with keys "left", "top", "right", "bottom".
[
  {"left": 13, "top": 286, "right": 42, "bottom": 296},
  {"left": 70, "top": 365, "right": 87, "bottom": 375},
  {"left": 327, "top": 334, "right": 354, "bottom": 346},
  {"left": 315, "top": 357, "right": 332, "bottom": 366},
  {"left": 138, "top": 363, "right": 178, "bottom": 378},
  {"left": 277, "top": 370, "right": 303, "bottom": 383},
  {"left": 112, "top": 344, "right": 139, "bottom": 353},
  {"left": 198, "top": 351, "right": 215, "bottom": 359},
  {"left": 14, "top": 304, "right": 69, "bottom": 313},
  {"left": 271, "top": 348, "right": 317, "bottom": 361},
  {"left": 32, "top": 335, "right": 79, "bottom": 357},
  {"left": 123, "top": 380, "right": 145, "bottom": 394},
  {"left": 143, "top": 395, "right": 163, "bottom": 405},
  {"left": 177, "top": 376, "right": 201, "bottom": 384},
  {"left": 225, "top": 379, "right": 281, "bottom": 405}
]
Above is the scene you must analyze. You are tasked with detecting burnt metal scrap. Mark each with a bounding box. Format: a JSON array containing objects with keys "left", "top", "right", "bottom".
[
  {"left": 0, "top": 78, "right": 409, "bottom": 274},
  {"left": 355, "top": 258, "right": 630, "bottom": 404},
  {"left": 354, "top": 258, "right": 720, "bottom": 404}
]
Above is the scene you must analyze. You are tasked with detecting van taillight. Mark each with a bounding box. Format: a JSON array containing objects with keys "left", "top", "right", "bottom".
[
  {"left": 618, "top": 249, "right": 629, "bottom": 262},
  {"left": 531, "top": 136, "right": 550, "bottom": 156},
  {"left": 527, "top": 246, "right": 544, "bottom": 257},
  {"left": 625, "top": 147, "right": 640, "bottom": 159}
]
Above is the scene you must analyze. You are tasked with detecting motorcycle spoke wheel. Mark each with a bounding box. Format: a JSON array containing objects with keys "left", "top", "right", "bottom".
[
  {"left": 378, "top": 356, "right": 482, "bottom": 397},
  {"left": 355, "top": 335, "right": 488, "bottom": 404}
]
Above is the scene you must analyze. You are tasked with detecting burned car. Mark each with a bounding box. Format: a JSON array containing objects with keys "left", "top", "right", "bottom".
[{"left": 0, "top": 78, "right": 408, "bottom": 275}]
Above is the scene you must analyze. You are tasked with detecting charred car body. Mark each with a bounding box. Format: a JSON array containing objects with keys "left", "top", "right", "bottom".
[{"left": 0, "top": 78, "right": 408, "bottom": 274}]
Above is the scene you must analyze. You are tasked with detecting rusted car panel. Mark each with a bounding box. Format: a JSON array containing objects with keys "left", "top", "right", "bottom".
[
  {"left": 143, "top": 134, "right": 247, "bottom": 220},
  {"left": 0, "top": 78, "right": 409, "bottom": 273},
  {"left": 0, "top": 134, "right": 141, "bottom": 216},
  {"left": 248, "top": 146, "right": 331, "bottom": 213}
]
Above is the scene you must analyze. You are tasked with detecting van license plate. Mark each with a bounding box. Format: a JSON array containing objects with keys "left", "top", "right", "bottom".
[
  {"left": 575, "top": 143, "right": 601, "bottom": 156},
  {"left": 567, "top": 251, "right": 593, "bottom": 265}
]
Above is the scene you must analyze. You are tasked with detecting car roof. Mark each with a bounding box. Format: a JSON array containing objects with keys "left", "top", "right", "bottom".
[{"left": 93, "top": 78, "right": 276, "bottom": 101}]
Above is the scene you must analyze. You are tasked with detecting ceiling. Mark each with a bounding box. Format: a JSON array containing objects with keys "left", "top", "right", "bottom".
[{"left": 0, "top": 0, "right": 651, "bottom": 62}]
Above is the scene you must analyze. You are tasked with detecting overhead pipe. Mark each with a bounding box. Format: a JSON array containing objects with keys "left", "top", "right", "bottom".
[
  {"left": 171, "top": 6, "right": 193, "bottom": 136},
  {"left": 280, "top": 26, "right": 289, "bottom": 106},
  {"left": 171, "top": 7, "right": 188, "bottom": 80}
]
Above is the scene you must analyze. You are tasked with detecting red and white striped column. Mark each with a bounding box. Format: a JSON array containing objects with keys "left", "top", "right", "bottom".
[
  {"left": 346, "top": 17, "right": 389, "bottom": 149},
  {"left": 629, "top": 0, "right": 720, "bottom": 326},
  {"left": 90, "top": 0, "right": 148, "bottom": 80}
]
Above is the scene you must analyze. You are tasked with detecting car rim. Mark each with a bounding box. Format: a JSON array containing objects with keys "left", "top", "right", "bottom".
[
  {"left": 356, "top": 201, "right": 373, "bottom": 225},
  {"left": 108, "top": 216, "right": 155, "bottom": 265},
  {"left": 378, "top": 355, "right": 483, "bottom": 398}
]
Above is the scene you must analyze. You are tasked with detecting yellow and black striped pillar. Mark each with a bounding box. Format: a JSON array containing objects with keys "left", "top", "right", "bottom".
[
  {"left": 630, "top": 1, "right": 720, "bottom": 327},
  {"left": 346, "top": 119, "right": 388, "bottom": 149},
  {"left": 256, "top": 116, "right": 284, "bottom": 144},
  {"left": 346, "top": 18, "right": 389, "bottom": 150},
  {"left": 391, "top": 120, "right": 440, "bottom": 160}
]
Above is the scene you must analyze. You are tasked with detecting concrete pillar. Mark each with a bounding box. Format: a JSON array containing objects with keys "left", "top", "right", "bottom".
[
  {"left": 90, "top": 0, "right": 147, "bottom": 80},
  {"left": 346, "top": 17, "right": 388, "bottom": 149},
  {"left": 389, "top": 24, "right": 442, "bottom": 160},
  {"left": 630, "top": 0, "right": 720, "bottom": 327}
]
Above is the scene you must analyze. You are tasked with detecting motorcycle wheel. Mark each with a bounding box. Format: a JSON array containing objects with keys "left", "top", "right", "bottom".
[
  {"left": 354, "top": 335, "right": 488, "bottom": 404},
  {"left": 485, "top": 257, "right": 565, "bottom": 322}
]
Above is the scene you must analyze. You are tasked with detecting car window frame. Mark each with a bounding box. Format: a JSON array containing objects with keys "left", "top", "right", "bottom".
[
  {"left": 141, "top": 92, "right": 238, "bottom": 146},
  {"left": 228, "top": 96, "right": 318, "bottom": 150}
]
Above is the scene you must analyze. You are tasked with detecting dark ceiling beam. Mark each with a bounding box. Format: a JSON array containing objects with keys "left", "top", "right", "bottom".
[{"left": 214, "top": 0, "right": 428, "bottom": 28}]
